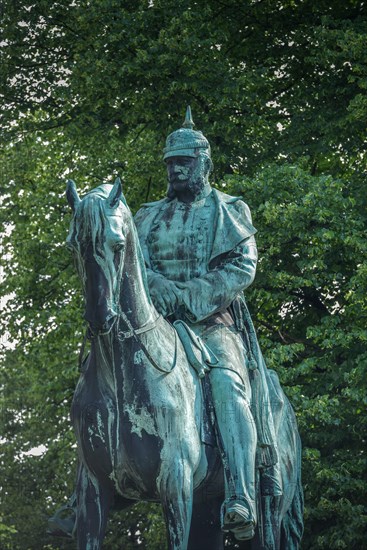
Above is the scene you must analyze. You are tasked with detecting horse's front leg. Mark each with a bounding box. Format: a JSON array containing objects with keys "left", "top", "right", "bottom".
[
  {"left": 75, "top": 463, "right": 113, "bottom": 550},
  {"left": 159, "top": 458, "right": 195, "bottom": 550}
]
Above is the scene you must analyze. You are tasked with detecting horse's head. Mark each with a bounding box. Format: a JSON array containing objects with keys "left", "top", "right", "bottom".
[{"left": 66, "top": 178, "right": 128, "bottom": 336}]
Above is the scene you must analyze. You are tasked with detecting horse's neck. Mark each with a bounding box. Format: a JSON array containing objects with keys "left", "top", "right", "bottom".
[
  {"left": 119, "top": 225, "right": 157, "bottom": 331},
  {"left": 90, "top": 333, "right": 123, "bottom": 393}
]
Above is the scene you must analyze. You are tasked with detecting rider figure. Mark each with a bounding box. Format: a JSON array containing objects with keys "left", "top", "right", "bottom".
[{"left": 134, "top": 107, "right": 282, "bottom": 541}]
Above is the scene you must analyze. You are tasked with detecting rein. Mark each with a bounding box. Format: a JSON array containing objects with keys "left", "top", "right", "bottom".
[
  {"left": 82, "top": 312, "right": 178, "bottom": 374},
  {"left": 118, "top": 311, "right": 178, "bottom": 374},
  {"left": 118, "top": 312, "right": 160, "bottom": 339}
]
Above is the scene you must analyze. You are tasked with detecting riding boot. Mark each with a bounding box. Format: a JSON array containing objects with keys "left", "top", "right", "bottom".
[
  {"left": 188, "top": 321, "right": 258, "bottom": 539},
  {"left": 209, "top": 367, "right": 257, "bottom": 537}
]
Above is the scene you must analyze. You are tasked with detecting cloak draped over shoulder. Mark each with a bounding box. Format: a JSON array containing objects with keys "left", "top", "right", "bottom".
[{"left": 134, "top": 188, "right": 280, "bottom": 472}]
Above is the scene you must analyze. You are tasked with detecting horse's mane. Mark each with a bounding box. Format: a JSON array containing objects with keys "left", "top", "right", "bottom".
[
  {"left": 77, "top": 187, "right": 109, "bottom": 249},
  {"left": 73, "top": 184, "right": 152, "bottom": 304},
  {"left": 72, "top": 185, "right": 122, "bottom": 306}
]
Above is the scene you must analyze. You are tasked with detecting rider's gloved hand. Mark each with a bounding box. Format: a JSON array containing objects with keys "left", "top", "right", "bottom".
[{"left": 147, "top": 273, "right": 180, "bottom": 317}]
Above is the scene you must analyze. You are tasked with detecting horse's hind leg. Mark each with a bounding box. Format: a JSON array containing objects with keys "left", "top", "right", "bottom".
[
  {"left": 75, "top": 463, "right": 112, "bottom": 550},
  {"left": 280, "top": 474, "right": 304, "bottom": 549},
  {"left": 188, "top": 494, "right": 224, "bottom": 550},
  {"left": 159, "top": 459, "right": 194, "bottom": 550}
]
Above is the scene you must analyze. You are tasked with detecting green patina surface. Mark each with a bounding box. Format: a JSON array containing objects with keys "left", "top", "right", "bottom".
[{"left": 63, "top": 108, "right": 303, "bottom": 549}]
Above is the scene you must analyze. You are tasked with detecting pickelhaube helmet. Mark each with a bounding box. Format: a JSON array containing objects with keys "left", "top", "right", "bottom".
[{"left": 163, "top": 106, "right": 211, "bottom": 160}]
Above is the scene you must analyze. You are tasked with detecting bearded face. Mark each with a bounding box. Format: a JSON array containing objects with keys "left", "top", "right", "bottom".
[{"left": 166, "top": 154, "right": 212, "bottom": 201}]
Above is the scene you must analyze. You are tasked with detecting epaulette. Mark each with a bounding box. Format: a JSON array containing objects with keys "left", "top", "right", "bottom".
[
  {"left": 213, "top": 189, "right": 242, "bottom": 204},
  {"left": 140, "top": 197, "right": 169, "bottom": 208}
]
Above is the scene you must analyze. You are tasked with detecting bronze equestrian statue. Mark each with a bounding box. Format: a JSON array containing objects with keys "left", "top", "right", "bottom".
[{"left": 62, "top": 108, "right": 303, "bottom": 549}]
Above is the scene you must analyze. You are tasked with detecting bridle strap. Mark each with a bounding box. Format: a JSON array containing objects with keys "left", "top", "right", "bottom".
[
  {"left": 87, "top": 316, "right": 118, "bottom": 339},
  {"left": 84, "top": 312, "right": 177, "bottom": 374},
  {"left": 78, "top": 328, "right": 89, "bottom": 371},
  {"left": 118, "top": 311, "right": 177, "bottom": 374},
  {"left": 118, "top": 312, "right": 161, "bottom": 339}
]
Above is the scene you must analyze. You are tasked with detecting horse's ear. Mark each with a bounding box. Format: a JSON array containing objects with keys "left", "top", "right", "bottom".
[
  {"left": 66, "top": 179, "right": 81, "bottom": 212},
  {"left": 108, "top": 177, "right": 123, "bottom": 208}
]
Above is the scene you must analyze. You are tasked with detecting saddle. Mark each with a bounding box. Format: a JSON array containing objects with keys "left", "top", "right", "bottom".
[
  {"left": 173, "top": 319, "right": 219, "bottom": 377},
  {"left": 173, "top": 320, "right": 218, "bottom": 447}
]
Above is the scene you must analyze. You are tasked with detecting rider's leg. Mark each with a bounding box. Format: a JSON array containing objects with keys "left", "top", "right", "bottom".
[
  {"left": 197, "top": 324, "right": 257, "bottom": 540},
  {"left": 209, "top": 367, "right": 257, "bottom": 533}
]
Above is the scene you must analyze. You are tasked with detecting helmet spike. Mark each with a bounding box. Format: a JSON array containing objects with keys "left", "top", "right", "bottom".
[
  {"left": 163, "top": 106, "right": 210, "bottom": 160},
  {"left": 182, "top": 105, "right": 195, "bottom": 130}
]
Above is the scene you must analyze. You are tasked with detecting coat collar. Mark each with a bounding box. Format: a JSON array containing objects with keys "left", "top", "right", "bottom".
[
  {"left": 138, "top": 187, "right": 256, "bottom": 264},
  {"left": 210, "top": 189, "right": 256, "bottom": 261}
]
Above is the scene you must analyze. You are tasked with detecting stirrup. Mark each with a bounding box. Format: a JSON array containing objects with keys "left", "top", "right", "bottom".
[
  {"left": 233, "top": 520, "right": 256, "bottom": 541},
  {"left": 221, "top": 499, "right": 256, "bottom": 541}
]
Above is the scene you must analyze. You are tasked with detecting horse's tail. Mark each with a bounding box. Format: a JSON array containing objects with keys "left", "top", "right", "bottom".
[{"left": 280, "top": 435, "right": 304, "bottom": 549}]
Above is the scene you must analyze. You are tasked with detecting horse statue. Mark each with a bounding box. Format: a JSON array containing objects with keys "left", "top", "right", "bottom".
[{"left": 65, "top": 177, "right": 303, "bottom": 549}]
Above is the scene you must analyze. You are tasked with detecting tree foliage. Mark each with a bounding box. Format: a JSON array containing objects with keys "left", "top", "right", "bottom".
[
  {"left": 0, "top": 1, "right": 366, "bottom": 548},
  {"left": 228, "top": 164, "right": 367, "bottom": 548}
]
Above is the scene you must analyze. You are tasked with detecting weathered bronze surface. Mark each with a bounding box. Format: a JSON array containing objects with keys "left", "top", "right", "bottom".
[{"left": 64, "top": 108, "right": 303, "bottom": 549}]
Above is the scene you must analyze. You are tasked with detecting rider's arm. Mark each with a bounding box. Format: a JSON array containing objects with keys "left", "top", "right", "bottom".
[{"left": 175, "top": 236, "right": 258, "bottom": 323}]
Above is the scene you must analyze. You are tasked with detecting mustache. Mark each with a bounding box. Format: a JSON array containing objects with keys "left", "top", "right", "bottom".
[
  {"left": 167, "top": 177, "right": 207, "bottom": 199},
  {"left": 169, "top": 175, "right": 189, "bottom": 182},
  {"left": 168, "top": 176, "right": 189, "bottom": 185}
]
